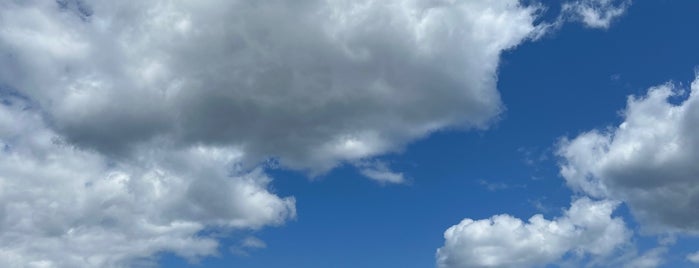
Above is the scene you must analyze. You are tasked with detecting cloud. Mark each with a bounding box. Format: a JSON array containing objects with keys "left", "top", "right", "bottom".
[
  {"left": 0, "top": 0, "right": 543, "bottom": 174},
  {"left": 562, "top": 0, "right": 631, "bottom": 29},
  {"left": 478, "top": 179, "right": 510, "bottom": 191},
  {"left": 0, "top": 96, "right": 295, "bottom": 267},
  {"left": 357, "top": 160, "right": 406, "bottom": 184},
  {"left": 436, "top": 198, "right": 630, "bottom": 268},
  {"left": 558, "top": 76, "right": 699, "bottom": 233},
  {"left": 687, "top": 251, "right": 699, "bottom": 264},
  {"left": 230, "top": 236, "right": 267, "bottom": 257},
  {"left": 623, "top": 247, "right": 665, "bottom": 268},
  {"left": 241, "top": 236, "right": 267, "bottom": 249},
  {"left": 0, "top": 0, "right": 549, "bottom": 266},
  {"left": 477, "top": 179, "right": 526, "bottom": 192}
]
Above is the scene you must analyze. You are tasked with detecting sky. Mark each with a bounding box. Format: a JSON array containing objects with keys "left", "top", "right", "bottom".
[{"left": 1, "top": 0, "right": 699, "bottom": 267}]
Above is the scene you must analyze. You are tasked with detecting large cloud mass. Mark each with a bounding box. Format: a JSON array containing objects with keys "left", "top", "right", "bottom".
[
  {"left": 558, "top": 77, "right": 699, "bottom": 233},
  {"left": 0, "top": 97, "right": 295, "bottom": 267},
  {"left": 436, "top": 198, "right": 630, "bottom": 268},
  {"left": 0, "top": 0, "right": 541, "bottom": 173},
  {"left": 0, "top": 0, "right": 544, "bottom": 266}
]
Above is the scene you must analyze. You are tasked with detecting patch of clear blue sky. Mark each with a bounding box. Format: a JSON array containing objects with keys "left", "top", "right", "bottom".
[{"left": 162, "top": 1, "right": 699, "bottom": 267}]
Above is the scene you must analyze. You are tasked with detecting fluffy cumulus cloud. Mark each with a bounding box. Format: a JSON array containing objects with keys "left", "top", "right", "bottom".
[
  {"left": 563, "top": 0, "right": 631, "bottom": 29},
  {"left": 0, "top": 0, "right": 547, "bottom": 266},
  {"left": 0, "top": 0, "right": 543, "bottom": 174},
  {"left": 436, "top": 198, "right": 630, "bottom": 268},
  {"left": 558, "top": 77, "right": 699, "bottom": 233},
  {"left": 0, "top": 97, "right": 295, "bottom": 267}
]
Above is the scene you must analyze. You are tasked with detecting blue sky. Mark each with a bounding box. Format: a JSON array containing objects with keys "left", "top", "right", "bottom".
[{"left": 1, "top": 0, "right": 699, "bottom": 267}]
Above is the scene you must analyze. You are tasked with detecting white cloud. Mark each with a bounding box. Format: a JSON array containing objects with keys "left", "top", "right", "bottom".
[
  {"left": 0, "top": 97, "right": 295, "bottom": 267},
  {"left": 0, "top": 0, "right": 543, "bottom": 174},
  {"left": 558, "top": 76, "right": 699, "bottom": 233},
  {"left": 0, "top": 0, "right": 549, "bottom": 266},
  {"left": 436, "top": 198, "right": 630, "bottom": 268},
  {"left": 563, "top": 0, "right": 631, "bottom": 29},
  {"left": 687, "top": 251, "right": 699, "bottom": 264},
  {"left": 357, "top": 161, "right": 406, "bottom": 184},
  {"left": 241, "top": 236, "right": 267, "bottom": 249}
]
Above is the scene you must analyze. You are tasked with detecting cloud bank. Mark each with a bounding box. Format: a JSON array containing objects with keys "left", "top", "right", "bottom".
[
  {"left": 0, "top": 0, "right": 542, "bottom": 173},
  {"left": 0, "top": 0, "right": 546, "bottom": 266}
]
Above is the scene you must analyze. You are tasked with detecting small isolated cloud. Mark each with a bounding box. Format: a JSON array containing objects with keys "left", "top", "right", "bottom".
[
  {"left": 558, "top": 75, "right": 699, "bottom": 233},
  {"left": 687, "top": 251, "right": 699, "bottom": 264},
  {"left": 477, "top": 179, "right": 525, "bottom": 192},
  {"left": 478, "top": 179, "right": 509, "bottom": 191},
  {"left": 230, "top": 236, "right": 267, "bottom": 257},
  {"left": 517, "top": 147, "right": 549, "bottom": 167},
  {"left": 357, "top": 161, "right": 406, "bottom": 184},
  {"left": 562, "top": 0, "right": 631, "bottom": 29},
  {"left": 436, "top": 198, "right": 630, "bottom": 268},
  {"left": 241, "top": 236, "right": 267, "bottom": 249},
  {"left": 528, "top": 198, "right": 552, "bottom": 213}
]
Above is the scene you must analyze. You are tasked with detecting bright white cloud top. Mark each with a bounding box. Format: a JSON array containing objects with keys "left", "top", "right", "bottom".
[
  {"left": 0, "top": 0, "right": 546, "bottom": 266},
  {"left": 436, "top": 198, "right": 630, "bottom": 268},
  {"left": 558, "top": 77, "right": 699, "bottom": 233}
]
